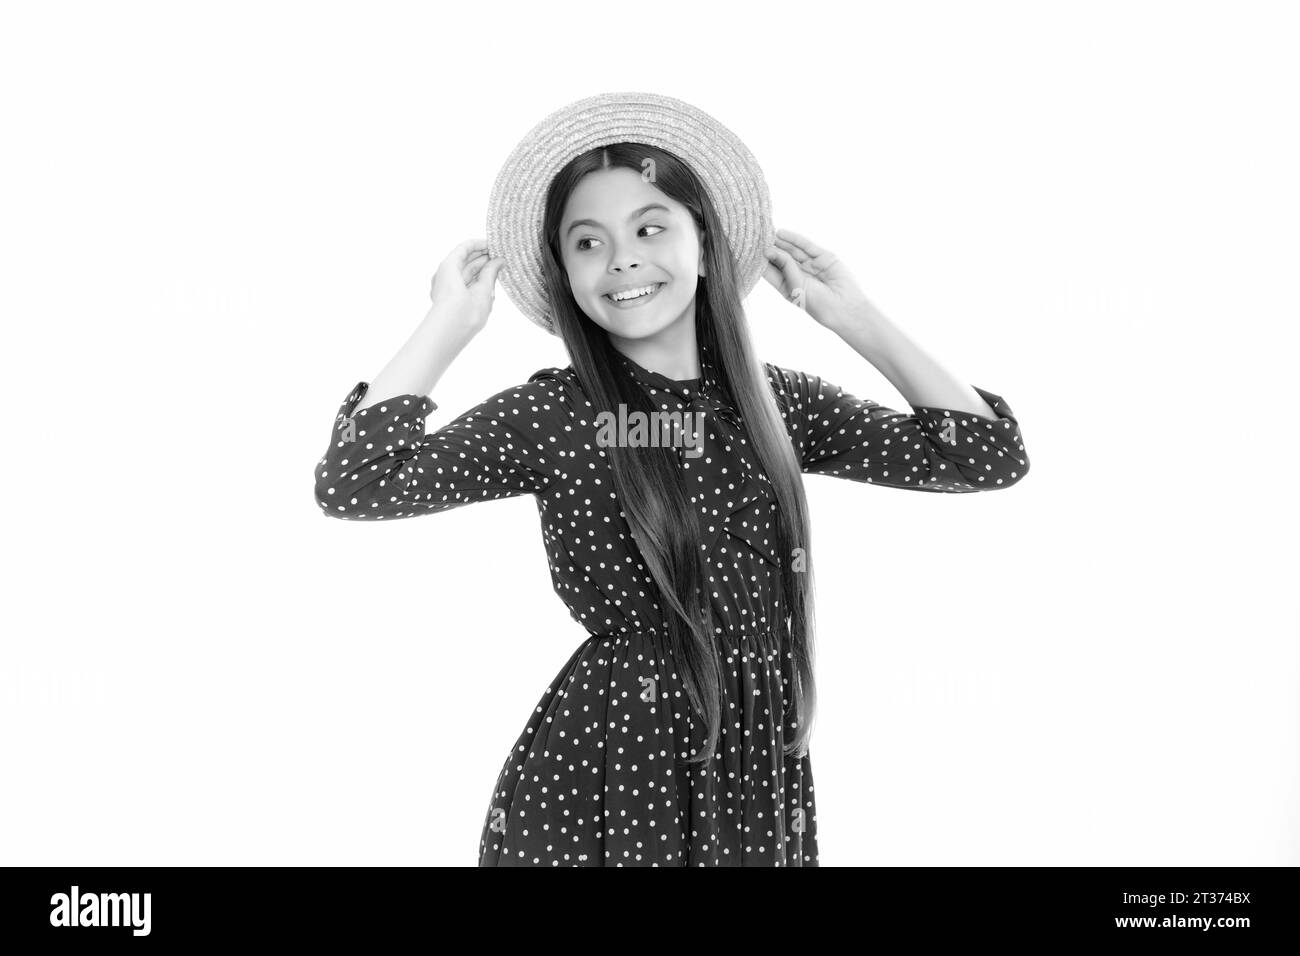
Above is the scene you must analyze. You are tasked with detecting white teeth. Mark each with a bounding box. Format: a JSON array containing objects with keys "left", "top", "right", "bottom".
[{"left": 608, "top": 283, "right": 660, "bottom": 302}]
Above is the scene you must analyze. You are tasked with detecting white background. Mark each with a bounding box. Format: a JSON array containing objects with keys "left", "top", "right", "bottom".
[{"left": 2, "top": 0, "right": 1296, "bottom": 866}]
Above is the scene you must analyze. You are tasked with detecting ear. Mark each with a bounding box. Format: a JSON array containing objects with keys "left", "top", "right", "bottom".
[{"left": 698, "top": 230, "right": 707, "bottom": 278}]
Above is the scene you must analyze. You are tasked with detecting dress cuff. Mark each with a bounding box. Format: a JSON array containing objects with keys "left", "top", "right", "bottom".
[
  {"left": 913, "top": 385, "right": 1018, "bottom": 424},
  {"left": 339, "top": 381, "right": 437, "bottom": 420}
]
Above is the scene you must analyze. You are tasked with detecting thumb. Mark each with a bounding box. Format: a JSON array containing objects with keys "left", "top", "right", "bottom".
[{"left": 476, "top": 257, "right": 507, "bottom": 288}]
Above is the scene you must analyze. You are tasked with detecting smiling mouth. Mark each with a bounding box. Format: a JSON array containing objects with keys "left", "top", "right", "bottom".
[{"left": 604, "top": 282, "right": 664, "bottom": 307}]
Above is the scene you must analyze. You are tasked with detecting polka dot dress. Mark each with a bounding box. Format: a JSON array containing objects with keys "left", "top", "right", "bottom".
[{"left": 314, "top": 344, "right": 1030, "bottom": 866}]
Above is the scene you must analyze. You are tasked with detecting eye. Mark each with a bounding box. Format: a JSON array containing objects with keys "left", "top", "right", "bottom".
[{"left": 575, "top": 224, "right": 665, "bottom": 252}]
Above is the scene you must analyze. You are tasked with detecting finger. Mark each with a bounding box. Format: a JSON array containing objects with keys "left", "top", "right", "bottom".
[
  {"left": 761, "top": 262, "right": 785, "bottom": 289},
  {"left": 777, "top": 250, "right": 808, "bottom": 302},
  {"left": 763, "top": 245, "right": 790, "bottom": 283},
  {"left": 765, "top": 249, "right": 805, "bottom": 303},
  {"left": 472, "top": 257, "right": 506, "bottom": 288},
  {"left": 462, "top": 251, "right": 489, "bottom": 283},
  {"left": 478, "top": 257, "right": 505, "bottom": 286},
  {"left": 770, "top": 247, "right": 804, "bottom": 284},
  {"left": 774, "top": 236, "right": 812, "bottom": 267},
  {"left": 775, "top": 228, "right": 831, "bottom": 259},
  {"left": 781, "top": 232, "right": 840, "bottom": 276},
  {"left": 450, "top": 238, "right": 489, "bottom": 264}
]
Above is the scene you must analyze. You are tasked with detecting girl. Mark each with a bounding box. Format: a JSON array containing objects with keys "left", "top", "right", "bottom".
[{"left": 314, "top": 117, "right": 1029, "bottom": 867}]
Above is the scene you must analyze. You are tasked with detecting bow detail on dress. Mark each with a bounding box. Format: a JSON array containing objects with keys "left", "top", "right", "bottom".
[
  {"left": 688, "top": 385, "right": 742, "bottom": 430},
  {"left": 613, "top": 338, "right": 741, "bottom": 427}
]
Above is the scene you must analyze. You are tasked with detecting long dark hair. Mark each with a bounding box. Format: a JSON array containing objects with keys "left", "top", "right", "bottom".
[{"left": 540, "top": 143, "right": 817, "bottom": 763}]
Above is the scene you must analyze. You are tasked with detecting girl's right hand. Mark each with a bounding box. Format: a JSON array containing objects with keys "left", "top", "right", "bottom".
[{"left": 428, "top": 238, "right": 507, "bottom": 337}]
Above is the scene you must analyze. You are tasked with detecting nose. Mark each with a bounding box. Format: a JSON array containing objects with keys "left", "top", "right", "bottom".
[{"left": 607, "top": 242, "right": 641, "bottom": 274}]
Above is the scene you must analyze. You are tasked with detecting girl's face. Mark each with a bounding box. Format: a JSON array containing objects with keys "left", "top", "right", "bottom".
[{"left": 558, "top": 166, "right": 705, "bottom": 346}]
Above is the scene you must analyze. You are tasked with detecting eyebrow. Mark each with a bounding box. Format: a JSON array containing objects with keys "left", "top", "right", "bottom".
[{"left": 565, "top": 203, "right": 670, "bottom": 238}]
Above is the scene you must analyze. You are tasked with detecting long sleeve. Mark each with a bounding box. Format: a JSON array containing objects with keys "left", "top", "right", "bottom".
[
  {"left": 764, "top": 362, "right": 1029, "bottom": 492},
  {"left": 314, "top": 369, "right": 571, "bottom": 520}
]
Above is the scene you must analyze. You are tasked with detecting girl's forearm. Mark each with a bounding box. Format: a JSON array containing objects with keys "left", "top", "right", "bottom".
[
  {"left": 354, "top": 305, "right": 476, "bottom": 411},
  {"left": 833, "top": 301, "right": 999, "bottom": 418}
]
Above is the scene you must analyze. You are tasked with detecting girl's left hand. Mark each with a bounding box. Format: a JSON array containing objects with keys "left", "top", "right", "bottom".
[{"left": 762, "top": 228, "right": 873, "bottom": 333}]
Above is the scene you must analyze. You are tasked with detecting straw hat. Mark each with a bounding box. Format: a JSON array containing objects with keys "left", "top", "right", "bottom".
[{"left": 485, "top": 91, "right": 775, "bottom": 335}]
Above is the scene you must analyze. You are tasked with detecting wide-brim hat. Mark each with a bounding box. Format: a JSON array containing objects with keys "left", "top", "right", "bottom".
[{"left": 485, "top": 91, "right": 774, "bottom": 335}]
